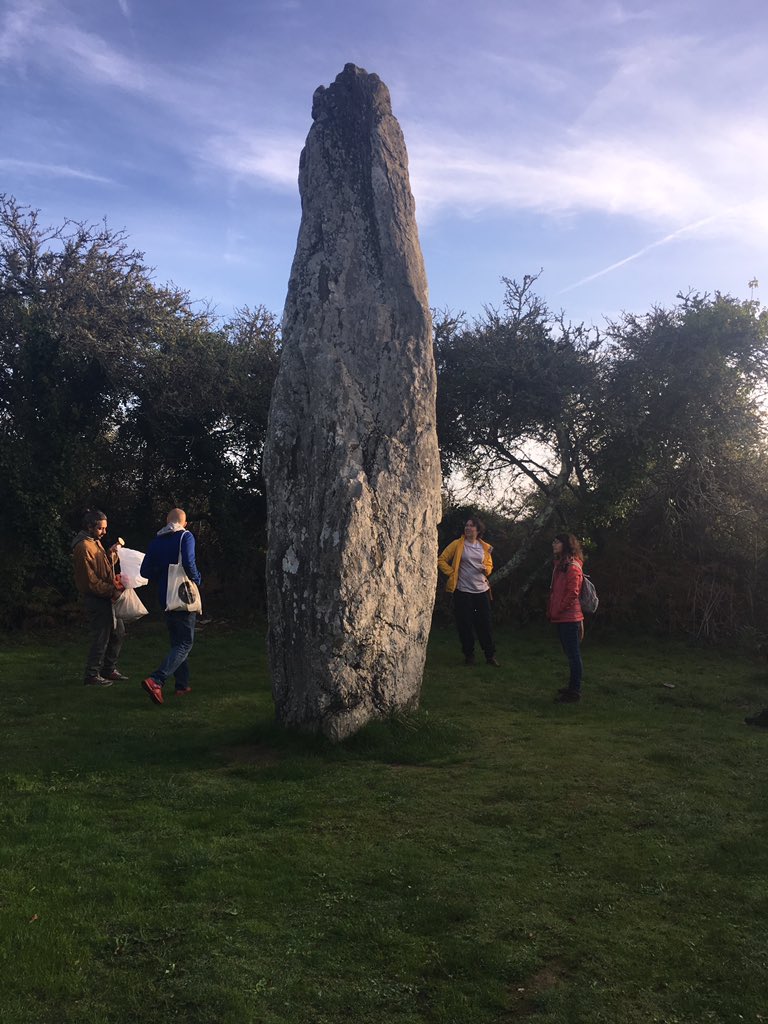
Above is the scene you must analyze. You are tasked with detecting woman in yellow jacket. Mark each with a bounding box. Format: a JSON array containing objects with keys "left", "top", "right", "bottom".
[{"left": 438, "top": 516, "right": 499, "bottom": 666}]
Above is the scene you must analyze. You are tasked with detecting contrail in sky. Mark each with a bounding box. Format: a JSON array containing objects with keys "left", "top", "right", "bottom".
[
  {"left": 0, "top": 158, "right": 113, "bottom": 183},
  {"left": 559, "top": 212, "right": 729, "bottom": 294}
]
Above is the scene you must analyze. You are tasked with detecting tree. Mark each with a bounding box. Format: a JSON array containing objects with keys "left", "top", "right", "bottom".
[
  {"left": 435, "top": 274, "right": 603, "bottom": 582},
  {"left": 590, "top": 292, "right": 768, "bottom": 637},
  {"left": 0, "top": 196, "right": 280, "bottom": 624},
  {"left": 107, "top": 303, "right": 281, "bottom": 607},
  {"left": 0, "top": 196, "right": 186, "bottom": 618},
  {"left": 436, "top": 280, "right": 768, "bottom": 639}
]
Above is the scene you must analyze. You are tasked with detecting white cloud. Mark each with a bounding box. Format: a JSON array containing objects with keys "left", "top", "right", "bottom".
[
  {"left": 0, "top": 0, "right": 47, "bottom": 62},
  {"left": 600, "top": 1, "right": 656, "bottom": 26},
  {"left": 0, "top": 2, "right": 298, "bottom": 196},
  {"left": 408, "top": 133, "right": 716, "bottom": 223},
  {"left": 203, "top": 132, "right": 303, "bottom": 190},
  {"left": 0, "top": 157, "right": 114, "bottom": 183},
  {"left": 404, "top": 22, "right": 768, "bottom": 250},
  {"left": 0, "top": 1, "right": 146, "bottom": 90},
  {"left": 54, "top": 24, "right": 145, "bottom": 90},
  {"left": 3, "top": 0, "right": 766, "bottom": 263}
]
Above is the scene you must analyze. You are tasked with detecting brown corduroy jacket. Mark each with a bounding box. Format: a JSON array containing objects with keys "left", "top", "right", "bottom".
[{"left": 71, "top": 531, "right": 119, "bottom": 599}]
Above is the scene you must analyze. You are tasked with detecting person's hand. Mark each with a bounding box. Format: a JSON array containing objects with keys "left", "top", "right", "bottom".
[{"left": 578, "top": 621, "right": 585, "bottom": 642}]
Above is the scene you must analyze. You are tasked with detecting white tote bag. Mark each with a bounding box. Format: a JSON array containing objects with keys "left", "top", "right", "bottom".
[{"left": 165, "top": 531, "right": 202, "bottom": 614}]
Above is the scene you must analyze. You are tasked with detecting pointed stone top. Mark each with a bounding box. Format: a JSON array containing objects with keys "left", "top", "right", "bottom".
[{"left": 311, "top": 63, "right": 392, "bottom": 122}]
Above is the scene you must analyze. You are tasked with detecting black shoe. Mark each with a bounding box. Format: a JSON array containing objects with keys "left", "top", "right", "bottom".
[
  {"left": 486, "top": 657, "right": 500, "bottom": 667},
  {"left": 464, "top": 655, "right": 476, "bottom": 666},
  {"left": 745, "top": 708, "right": 768, "bottom": 727},
  {"left": 103, "top": 670, "right": 129, "bottom": 681},
  {"left": 555, "top": 689, "right": 580, "bottom": 703},
  {"left": 84, "top": 675, "right": 113, "bottom": 687}
]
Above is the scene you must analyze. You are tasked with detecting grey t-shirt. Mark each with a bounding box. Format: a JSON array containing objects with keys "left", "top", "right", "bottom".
[{"left": 457, "top": 541, "right": 489, "bottom": 593}]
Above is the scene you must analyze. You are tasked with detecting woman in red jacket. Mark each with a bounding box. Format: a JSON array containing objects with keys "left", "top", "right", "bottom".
[{"left": 547, "top": 533, "right": 584, "bottom": 703}]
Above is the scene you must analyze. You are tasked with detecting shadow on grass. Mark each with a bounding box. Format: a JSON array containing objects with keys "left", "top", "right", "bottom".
[
  {"left": 235, "top": 709, "right": 473, "bottom": 771},
  {"left": 15, "top": 700, "right": 470, "bottom": 781}
]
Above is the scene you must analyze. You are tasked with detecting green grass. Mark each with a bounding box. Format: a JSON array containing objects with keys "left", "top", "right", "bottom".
[{"left": 1, "top": 620, "right": 767, "bottom": 1023}]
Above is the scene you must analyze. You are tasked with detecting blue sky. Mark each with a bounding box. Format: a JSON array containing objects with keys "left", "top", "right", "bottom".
[{"left": 1, "top": 0, "right": 765, "bottom": 327}]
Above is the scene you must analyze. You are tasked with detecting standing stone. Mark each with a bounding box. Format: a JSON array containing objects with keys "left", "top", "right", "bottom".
[{"left": 263, "top": 64, "right": 441, "bottom": 741}]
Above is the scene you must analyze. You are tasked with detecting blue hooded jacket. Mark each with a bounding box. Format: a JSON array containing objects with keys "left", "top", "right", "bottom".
[{"left": 140, "top": 526, "right": 202, "bottom": 611}]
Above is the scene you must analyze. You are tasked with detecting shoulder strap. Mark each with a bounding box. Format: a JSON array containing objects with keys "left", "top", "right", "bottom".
[{"left": 177, "top": 529, "right": 187, "bottom": 565}]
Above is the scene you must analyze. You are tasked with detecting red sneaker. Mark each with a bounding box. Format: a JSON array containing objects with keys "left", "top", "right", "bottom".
[
  {"left": 142, "top": 677, "right": 164, "bottom": 705},
  {"left": 173, "top": 687, "right": 192, "bottom": 696}
]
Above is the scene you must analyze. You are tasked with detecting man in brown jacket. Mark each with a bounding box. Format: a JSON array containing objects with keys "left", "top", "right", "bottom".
[{"left": 71, "top": 509, "right": 126, "bottom": 686}]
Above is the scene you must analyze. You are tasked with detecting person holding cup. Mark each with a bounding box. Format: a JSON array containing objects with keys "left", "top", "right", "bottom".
[{"left": 71, "top": 509, "right": 127, "bottom": 686}]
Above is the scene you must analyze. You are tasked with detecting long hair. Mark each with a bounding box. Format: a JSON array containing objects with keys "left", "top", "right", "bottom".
[{"left": 554, "top": 532, "right": 583, "bottom": 562}]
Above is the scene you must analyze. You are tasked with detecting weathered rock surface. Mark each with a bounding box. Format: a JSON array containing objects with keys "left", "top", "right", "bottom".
[{"left": 263, "top": 63, "right": 441, "bottom": 741}]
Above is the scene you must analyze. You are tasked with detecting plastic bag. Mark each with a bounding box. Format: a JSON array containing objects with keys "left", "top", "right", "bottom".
[
  {"left": 117, "top": 547, "right": 148, "bottom": 589},
  {"left": 113, "top": 588, "right": 149, "bottom": 624}
]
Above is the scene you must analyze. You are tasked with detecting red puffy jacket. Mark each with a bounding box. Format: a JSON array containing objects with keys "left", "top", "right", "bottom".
[{"left": 547, "top": 557, "right": 584, "bottom": 623}]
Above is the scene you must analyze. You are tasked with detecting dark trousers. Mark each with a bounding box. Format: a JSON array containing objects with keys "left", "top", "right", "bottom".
[
  {"left": 453, "top": 590, "right": 495, "bottom": 660},
  {"left": 556, "top": 622, "right": 583, "bottom": 692},
  {"left": 151, "top": 611, "right": 196, "bottom": 690},
  {"left": 82, "top": 593, "right": 125, "bottom": 680}
]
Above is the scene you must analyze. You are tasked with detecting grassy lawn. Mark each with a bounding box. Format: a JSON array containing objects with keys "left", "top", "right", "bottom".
[{"left": 1, "top": 618, "right": 767, "bottom": 1024}]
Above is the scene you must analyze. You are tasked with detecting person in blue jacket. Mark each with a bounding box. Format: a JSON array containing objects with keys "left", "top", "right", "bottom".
[{"left": 139, "top": 508, "right": 201, "bottom": 705}]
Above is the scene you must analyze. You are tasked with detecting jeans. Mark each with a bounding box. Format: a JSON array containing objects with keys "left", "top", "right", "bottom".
[
  {"left": 453, "top": 590, "right": 495, "bottom": 660},
  {"left": 556, "top": 622, "right": 583, "bottom": 692},
  {"left": 82, "top": 594, "right": 125, "bottom": 680},
  {"left": 152, "top": 611, "right": 196, "bottom": 690}
]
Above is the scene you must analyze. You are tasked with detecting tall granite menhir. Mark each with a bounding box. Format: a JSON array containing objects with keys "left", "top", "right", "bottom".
[{"left": 263, "top": 64, "right": 441, "bottom": 740}]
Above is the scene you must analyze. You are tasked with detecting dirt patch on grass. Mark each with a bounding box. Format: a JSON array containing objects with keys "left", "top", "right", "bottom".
[{"left": 505, "top": 961, "right": 569, "bottom": 1018}]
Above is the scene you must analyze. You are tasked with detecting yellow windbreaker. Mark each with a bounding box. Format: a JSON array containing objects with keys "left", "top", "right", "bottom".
[{"left": 437, "top": 537, "right": 493, "bottom": 593}]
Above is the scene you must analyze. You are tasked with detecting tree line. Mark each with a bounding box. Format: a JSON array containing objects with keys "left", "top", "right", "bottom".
[{"left": 2, "top": 195, "right": 767, "bottom": 641}]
